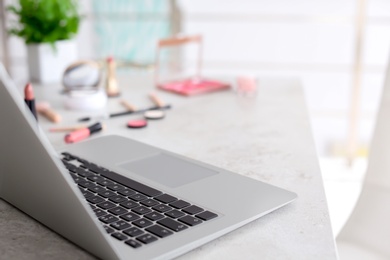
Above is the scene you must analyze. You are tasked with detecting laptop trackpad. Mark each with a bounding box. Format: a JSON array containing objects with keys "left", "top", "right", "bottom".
[{"left": 119, "top": 153, "right": 218, "bottom": 188}]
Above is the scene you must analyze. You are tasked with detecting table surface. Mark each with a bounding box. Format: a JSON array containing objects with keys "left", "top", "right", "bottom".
[{"left": 0, "top": 74, "right": 337, "bottom": 259}]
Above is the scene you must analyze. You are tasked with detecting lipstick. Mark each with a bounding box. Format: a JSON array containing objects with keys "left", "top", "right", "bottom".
[
  {"left": 24, "top": 83, "right": 37, "bottom": 120},
  {"left": 105, "top": 56, "right": 120, "bottom": 97},
  {"left": 64, "top": 122, "right": 104, "bottom": 144}
]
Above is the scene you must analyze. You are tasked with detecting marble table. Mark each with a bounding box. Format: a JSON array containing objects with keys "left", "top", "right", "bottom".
[{"left": 0, "top": 74, "right": 337, "bottom": 259}]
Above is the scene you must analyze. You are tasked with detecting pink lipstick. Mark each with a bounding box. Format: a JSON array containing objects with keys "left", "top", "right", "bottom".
[
  {"left": 64, "top": 122, "right": 104, "bottom": 144},
  {"left": 24, "top": 83, "right": 37, "bottom": 120}
]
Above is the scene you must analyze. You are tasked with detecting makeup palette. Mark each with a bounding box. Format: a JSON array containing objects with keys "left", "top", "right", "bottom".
[
  {"left": 127, "top": 119, "right": 148, "bottom": 129},
  {"left": 158, "top": 78, "right": 230, "bottom": 96},
  {"left": 155, "top": 35, "right": 230, "bottom": 96},
  {"left": 144, "top": 110, "right": 165, "bottom": 120}
]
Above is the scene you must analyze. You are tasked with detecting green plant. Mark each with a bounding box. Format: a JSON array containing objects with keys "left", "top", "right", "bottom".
[{"left": 8, "top": 0, "right": 81, "bottom": 45}]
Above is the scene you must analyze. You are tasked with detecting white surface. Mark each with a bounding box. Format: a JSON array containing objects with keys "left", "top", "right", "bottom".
[{"left": 25, "top": 74, "right": 337, "bottom": 259}]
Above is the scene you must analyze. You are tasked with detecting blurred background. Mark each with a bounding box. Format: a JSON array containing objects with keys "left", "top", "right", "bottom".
[{"left": 1, "top": 0, "right": 389, "bottom": 239}]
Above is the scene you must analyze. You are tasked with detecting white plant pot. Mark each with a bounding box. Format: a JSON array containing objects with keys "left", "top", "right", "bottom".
[{"left": 27, "top": 40, "right": 78, "bottom": 84}]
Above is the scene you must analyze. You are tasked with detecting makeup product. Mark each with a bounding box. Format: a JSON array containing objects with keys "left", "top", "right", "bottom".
[
  {"left": 148, "top": 93, "right": 166, "bottom": 118},
  {"left": 64, "top": 122, "right": 104, "bottom": 144},
  {"left": 62, "top": 60, "right": 101, "bottom": 92},
  {"left": 149, "top": 93, "right": 165, "bottom": 107},
  {"left": 64, "top": 88, "right": 107, "bottom": 111},
  {"left": 78, "top": 104, "right": 171, "bottom": 122},
  {"left": 24, "top": 83, "right": 37, "bottom": 120},
  {"left": 120, "top": 100, "right": 136, "bottom": 111},
  {"left": 144, "top": 110, "right": 165, "bottom": 120},
  {"left": 105, "top": 56, "right": 120, "bottom": 97},
  {"left": 127, "top": 119, "right": 148, "bottom": 129},
  {"left": 237, "top": 76, "right": 257, "bottom": 96},
  {"left": 155, "top": 35, "right": 230, "bottom": 96},
  {"left": 36, "top": 102, "right": 62, "bottom": 123},
  {"left": 159, "top": 79, "right": 230, "bottom": 96},
  {"left": 49, "top": 125, "right": 87, "bottom": 133}
]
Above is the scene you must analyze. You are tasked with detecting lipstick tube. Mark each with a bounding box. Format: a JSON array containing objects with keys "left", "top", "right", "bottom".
[
  {"left": 105, "top": 57, "right": 120, "bottom": 97},
  {"left": 24, "top": 83, "right": 37, "bottom": 120},
  {"left": 64, "top": 122, "right": 104, "bottom": 144}
]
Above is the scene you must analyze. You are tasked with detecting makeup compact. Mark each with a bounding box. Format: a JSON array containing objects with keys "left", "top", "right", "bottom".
[
  {"left": 127, "top": 119, "right": 148, "bottom": 129},
  {"left": 154, "top": 35, "right": 230, "bottom": 96},
  {"left": 144, "top": 110, "right": 165, "bottom": 120},
  {"left": 62, "top": 60, "right": 107, "bottom": 111}
]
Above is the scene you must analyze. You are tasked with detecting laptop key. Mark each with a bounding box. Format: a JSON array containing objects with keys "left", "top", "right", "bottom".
[
  {"left": 110, "top": 220, "right": 131, "bottom": 230},
  {"left": 155, "top": 194, "right": 177, "bottom": 204},
  {"left": 67, "top": 165, "right": 78, "bottom": 173},
  {"left": 136, "top": 234, "right": 158, "bottom": 244},
  {"left": 104, "top": 226, "right": 115, "bottom": 234},
  {"left": 61, "top": 153, "right": 73, "bottom": 161},
  {"left": 152, "top": 204, "right": 172, "bottom": 213},
  {"left": 123, "top": 227, "right": 144, "bottom": 237},
  {"left": 146, "top": 225, "right": 173, "bottom": 238},
  {"left": 81, "top": 190, "right": 94, "bottom": 198},
  {"left": 97, "top": 189, "right": 116, "bottom": 198},
  {"left": 111, "top": 232, "right": 128, "bottom": 241},
  {"left": 73, "top": 176, "right": 85, "bottom": 184},
  {"left": 178, "top": 215, "right": 203, "bottom": 226},
  {"left": 120, "top": 200, "right": 138, "bottom": 209},
  {"left": 144, "top": 211, "right": 164, "bottom": 221},
  {"left": 88, "top": 185, "right": 106, "bottom": 193},
  {"left": 129, "top": 193, "right": 148, "bottom": 202},
  {"left": 169, "top": 200, "right": 190, "bottom": 209},
  {"left": 93, "top": 208, "right": 107, "bottom": 217},
  {"left": 84, "top": 163, "right": 110, "bottom": 175},
  {"left": 182, "top": 205, "right": 203, "bottom": 215},
  {"left": 87, "top": 195, "right": 105, "bottom": 204},
  {"left": 109, "top": 195, "right": 127, "bottom": 203},
  {"left": 107, "top": 184, "right": 125, "bottom": 192},
  {"left": 140, "top": 199, "right": 159, "bottom": 207},
  {"left": 125, "top": 239, "right": 142, "bottom": 248},
  {"left": 132, "top": 206, "right": 152, "bottom": 215},
  {"left": 108, "top": 206, "right": 128, "bottom": 216},
  {"left": 87, "top": 175, "right": 104, "bottom": 183},
  {"left": 195, "top": 211, "right": 218, "bottom": 221},
  {"left": 100, "top": 171, "right": 163, "bottom": 197},
  {"left": 75, "top": 168, "right": 94, "bottom": 178},
  {"left": 157, "top": 218, "right": 188, "bottom": 232},
  {"left": 97, "top": 201, "right": 116, "bottom": 210},
  {"left": 120, "top": 213, "right": 141, "bottom": 222},
  {"left": 97, "top": 179, "right": 115, "bottom": 186},
  {"left": 132, "top": 218, "right": 153, "bottom": 228},
  {"left": 99, "top": 214, "right": 119, "bottom": 224},
  {"left": 165, "top": 210, "right": 185, "bottom": 219},
  {"left": 117, "top": 189, "right": 136, "bottom": 197},
  {"left": 78, "top": 181, "right": 96, "bottom": 189}
]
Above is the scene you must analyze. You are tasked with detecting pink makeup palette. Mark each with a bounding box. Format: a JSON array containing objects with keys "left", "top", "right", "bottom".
[
  {"left": 155, "top": 35, "right": 231, "bottom": 96},
  {"left": 158, "top": 78, "right": 230, "bottom": 96},
  {"left": 127, "top": 119, "right": 148, "bottom": 129}
]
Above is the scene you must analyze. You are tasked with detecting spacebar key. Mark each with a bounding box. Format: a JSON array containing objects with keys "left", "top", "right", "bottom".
[{"left": 101, "top": 171, "right": 162, "bottom": 197}]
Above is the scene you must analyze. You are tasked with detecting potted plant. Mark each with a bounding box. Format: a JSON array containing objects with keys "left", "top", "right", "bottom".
[{"left": 8, "top": 0, "right": 81, "bottom": 83}]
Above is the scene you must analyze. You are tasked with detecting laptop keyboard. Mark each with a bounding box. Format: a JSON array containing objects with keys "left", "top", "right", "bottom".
[{"left": 61, "top": 152, "right": 218, "bottom": 249}]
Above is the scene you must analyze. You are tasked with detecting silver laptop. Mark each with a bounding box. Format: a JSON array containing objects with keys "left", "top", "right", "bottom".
[{"left": 0, "top": 64, "right": 296, "bottom": 260}]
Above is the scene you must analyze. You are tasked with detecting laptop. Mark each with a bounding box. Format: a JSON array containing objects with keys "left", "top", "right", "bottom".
[{"left": 0, "top": 64, "right": 297, "bottom": 260}]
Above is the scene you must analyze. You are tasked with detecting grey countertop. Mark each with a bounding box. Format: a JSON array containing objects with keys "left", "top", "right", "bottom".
[{"left": 0, "top": 75, "right": 337, "bottom": 259}]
